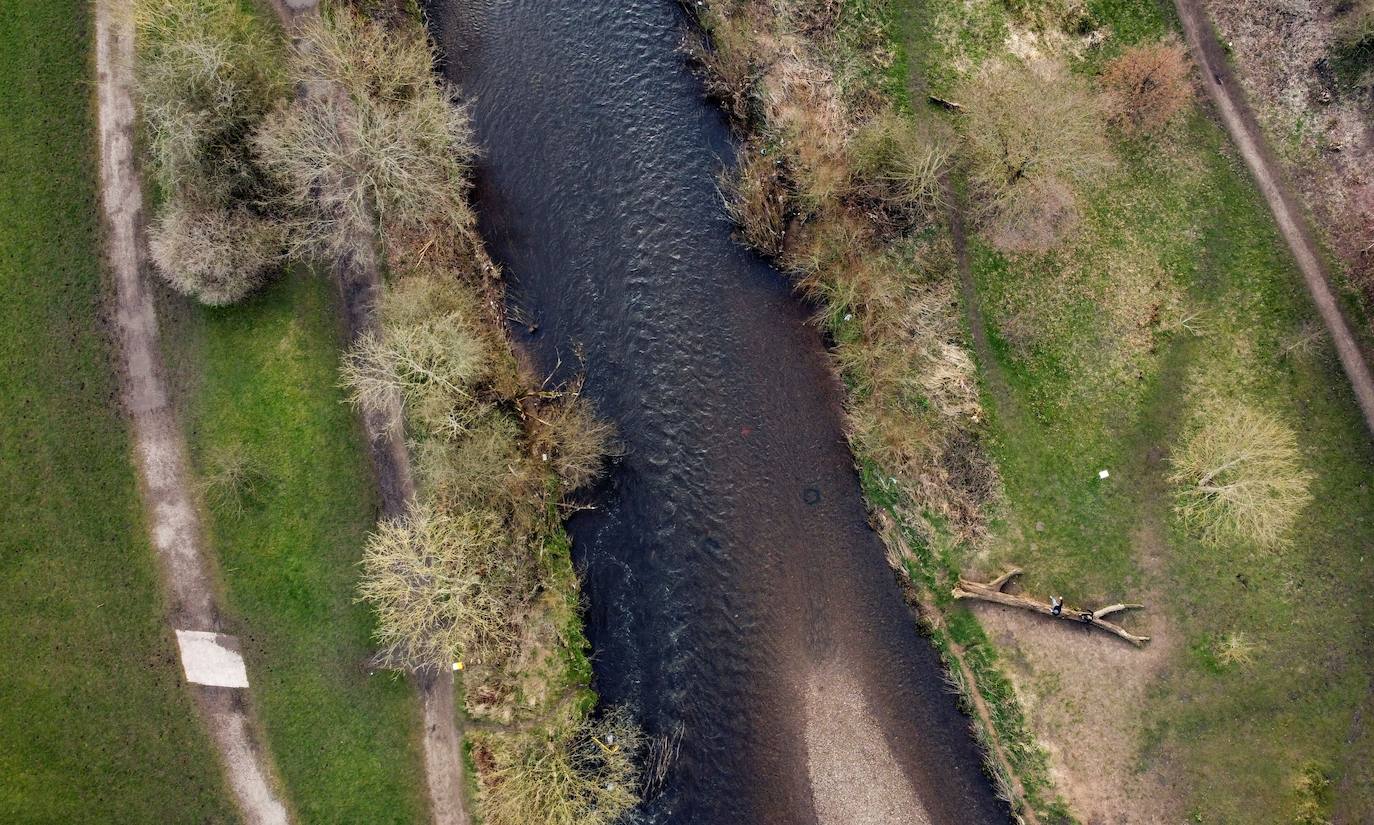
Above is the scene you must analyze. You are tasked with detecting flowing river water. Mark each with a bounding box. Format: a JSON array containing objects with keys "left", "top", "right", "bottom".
[{"left": 427, "top": 2, "right": 1008, "bottom": 822}]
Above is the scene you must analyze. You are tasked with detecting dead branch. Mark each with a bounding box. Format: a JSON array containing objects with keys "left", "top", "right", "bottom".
[
  {"left": 929, "top": 94, "right": 964, "bottom": 111},
  {"left": 952, "top": 567, "right": 1150, "bottom": 647}
]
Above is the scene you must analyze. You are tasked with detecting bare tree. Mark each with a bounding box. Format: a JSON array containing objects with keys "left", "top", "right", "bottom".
[
  {"left": 148, "top": 203, "right": 282, "bottom": 306},
  {"left": 1169, "top": 401, "right": 1314, "bottom": 547},
  {"left": 252, "top": 9, "right": 478, "bottom": 261},
  {"left": 959, "top": 60, "right": 1111, "bottom": 252}
]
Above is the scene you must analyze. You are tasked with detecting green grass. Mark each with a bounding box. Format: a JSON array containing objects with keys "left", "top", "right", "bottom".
[
  {"left": 163, "top": 271, "right": 431, "bottom": 824},
  {"left": 0, "top": 2, "right": 236, "bottom": 821},
  {"left": 883, "top": 0, "right": 1374, "bottom": 821}
]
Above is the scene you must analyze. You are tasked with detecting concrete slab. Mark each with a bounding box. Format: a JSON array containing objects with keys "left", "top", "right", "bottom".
[{"left": 176, "top": 630, "right": 250, "bottom": 688}]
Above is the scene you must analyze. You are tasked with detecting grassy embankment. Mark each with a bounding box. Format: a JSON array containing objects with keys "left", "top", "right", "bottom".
[
  {"left": 0, "top": 2, "right": 234, "bottom": 821},
  {"left": 691, "top": 0, "right": 1374, "bottom": 822},
  {"left": 160, "top": 272, "right": 431, "bottom": 823},
  {"left": 904, "top": 1, "right": 1374, "bottom": 821},
  {"left": 136, "top": 1, "right": 433, "bottom": 820}
]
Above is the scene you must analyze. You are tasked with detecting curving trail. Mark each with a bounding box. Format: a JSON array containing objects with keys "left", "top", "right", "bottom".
[
  {"left": 1174, "top": 0, "right": 1374, "bottom": 436},
  {"left": 263, "top": 3, "right": 472, "bottom": 823},
  {"left": 93, "top": 2, "right": 290, "bottom": 823}
]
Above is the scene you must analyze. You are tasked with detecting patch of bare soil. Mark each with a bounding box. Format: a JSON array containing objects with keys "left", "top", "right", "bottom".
[
  {"left": 969, "top": 520, "right": 1183, "bottom": 825},
  {"left": 803, "top": 667, "right": 933, "bottom": 825}
]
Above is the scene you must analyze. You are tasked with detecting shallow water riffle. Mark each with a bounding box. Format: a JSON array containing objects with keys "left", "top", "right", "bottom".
[{"left": 427, "top": 1, "right": 1010, "bottom": 822}]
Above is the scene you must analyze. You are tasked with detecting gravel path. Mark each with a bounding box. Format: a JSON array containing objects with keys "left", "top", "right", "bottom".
[
  {"left": 94, "top": 3, "right": 290, "bottom": 823},
  {"left": 1174, "top": 0, "right": 1374, "bottom": 436}
]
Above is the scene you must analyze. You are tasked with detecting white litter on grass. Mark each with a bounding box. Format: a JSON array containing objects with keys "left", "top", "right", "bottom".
[
  {"left": 1099, "top": 469, "right": 1110, "bottom": 479},
  {"left": 175, "top": 630, "right": 250, "bottom": 688}
]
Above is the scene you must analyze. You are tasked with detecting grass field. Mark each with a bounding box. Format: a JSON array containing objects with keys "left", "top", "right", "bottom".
[
  {"left": 892, "top": 0, "right": 1374, "bottom": 820},
  {"left": 160, "top": 270, "right": 431, "bottom": 824},
  {"left": 0, "top": 2, "right": 236, "bottom": 821}
]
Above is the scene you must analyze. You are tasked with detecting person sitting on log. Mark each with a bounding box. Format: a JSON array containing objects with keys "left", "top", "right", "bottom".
[
  {"left": 1050, "top": 596, "right": 1063, "bottom": 617},
  {"left": 1079, "top": 611, "right": 1094, "bottom": 624}
]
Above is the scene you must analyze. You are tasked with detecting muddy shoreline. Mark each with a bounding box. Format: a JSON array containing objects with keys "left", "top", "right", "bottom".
[{"left": 427, "top": 1, "right": 1007, "bottom": 822}]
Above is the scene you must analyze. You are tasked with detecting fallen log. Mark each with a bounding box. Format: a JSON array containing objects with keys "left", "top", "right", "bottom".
[
  {"left": 928, "top": 94, "right": 964, "bottom": 111},
  {"left": 952, "top": 567, "right": 1151, "bottom": 647}
]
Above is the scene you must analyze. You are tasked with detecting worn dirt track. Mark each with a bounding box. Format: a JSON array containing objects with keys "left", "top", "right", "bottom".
[
  {"left": 264, "top": 3, "right": 471, "bottom": 824},
  {"left": 94, "top": 3, "right": 291, "bottom": 823},
  {"left": 1174, "top": 0, "right": 1374, "bottom": 436}
]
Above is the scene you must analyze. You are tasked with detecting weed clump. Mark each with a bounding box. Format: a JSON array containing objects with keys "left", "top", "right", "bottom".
[{"left": 200, "top": 443, "right": 269, "bottom": 517}]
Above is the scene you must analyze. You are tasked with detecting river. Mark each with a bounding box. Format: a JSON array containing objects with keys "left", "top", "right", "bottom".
[{"left": 427, "top": 2, "right": 1008, "bottom": 822}]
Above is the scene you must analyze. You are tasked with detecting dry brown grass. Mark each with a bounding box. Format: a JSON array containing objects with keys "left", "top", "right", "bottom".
[{"left": 721, "top": 146, "right": 790, "bottom": 256}]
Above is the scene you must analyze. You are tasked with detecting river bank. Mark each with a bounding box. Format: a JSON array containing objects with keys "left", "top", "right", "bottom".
[{"left": 688, "top": 0, "right": 1374, "bottom": 821}]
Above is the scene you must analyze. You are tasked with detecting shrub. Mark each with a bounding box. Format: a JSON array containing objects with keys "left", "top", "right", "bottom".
[
  {"left": 132, "top": 0, "right": 286, "bottom": 202},
  {"left": 412, "top": 408, "right": 529, "bottom": 511},
  {"left": 253, "top": 8, "right": 478, "bottom": 259},
  {"left": 1169, "top": 401, "right": 1314, "bottom": 547},
  {"left": 959, "top": 61, "right": 1110, "bottom": 251},
  {"left": 1101, "top": 39, "right": 1192, "bottom": 137},
  {"left": 536, "top": 383, "right": 617, "bottom": 491},
  {"left": 148, "top": 203, "right": 282, "bottom": 305},
  {"left": 339, "top": 274, "right": 499, "bottom": 432},
  {"left": 478, "top": 706, "right": 643, "bottom": 825},
  {"left": 358, "top": 504, "right": 527, "bottom": 670}
]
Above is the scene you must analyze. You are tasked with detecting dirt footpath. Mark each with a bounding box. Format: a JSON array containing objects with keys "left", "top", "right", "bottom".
[
  {"left": 94, "top": 3, "right": 290, "bottom": 823},
  {"left": 1174, "top": 0, "right": 1374, "bottom": 436},
  {"left": 263, "top": 3, "right": 471, "bottom": 823}
]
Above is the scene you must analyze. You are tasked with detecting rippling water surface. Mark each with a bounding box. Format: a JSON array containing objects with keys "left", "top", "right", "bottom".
[{"left": 427, "top": 2, "right": 1008, "bottom": 822}]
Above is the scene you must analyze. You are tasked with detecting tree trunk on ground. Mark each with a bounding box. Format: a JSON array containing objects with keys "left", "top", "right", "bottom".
[{"left": 952, "top": 568, "right": 1151, "bottom": 647}]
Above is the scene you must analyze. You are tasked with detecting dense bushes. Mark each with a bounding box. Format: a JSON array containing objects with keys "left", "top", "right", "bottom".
[
  {"left": 133, "top": 0, "right": 287, "bottom": 304},
  {"left": 284, "top": 8, "right": 641, "bottom": 816},
  {"left": 253, "top": 10, "right": 478, "bottom": 263}
]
